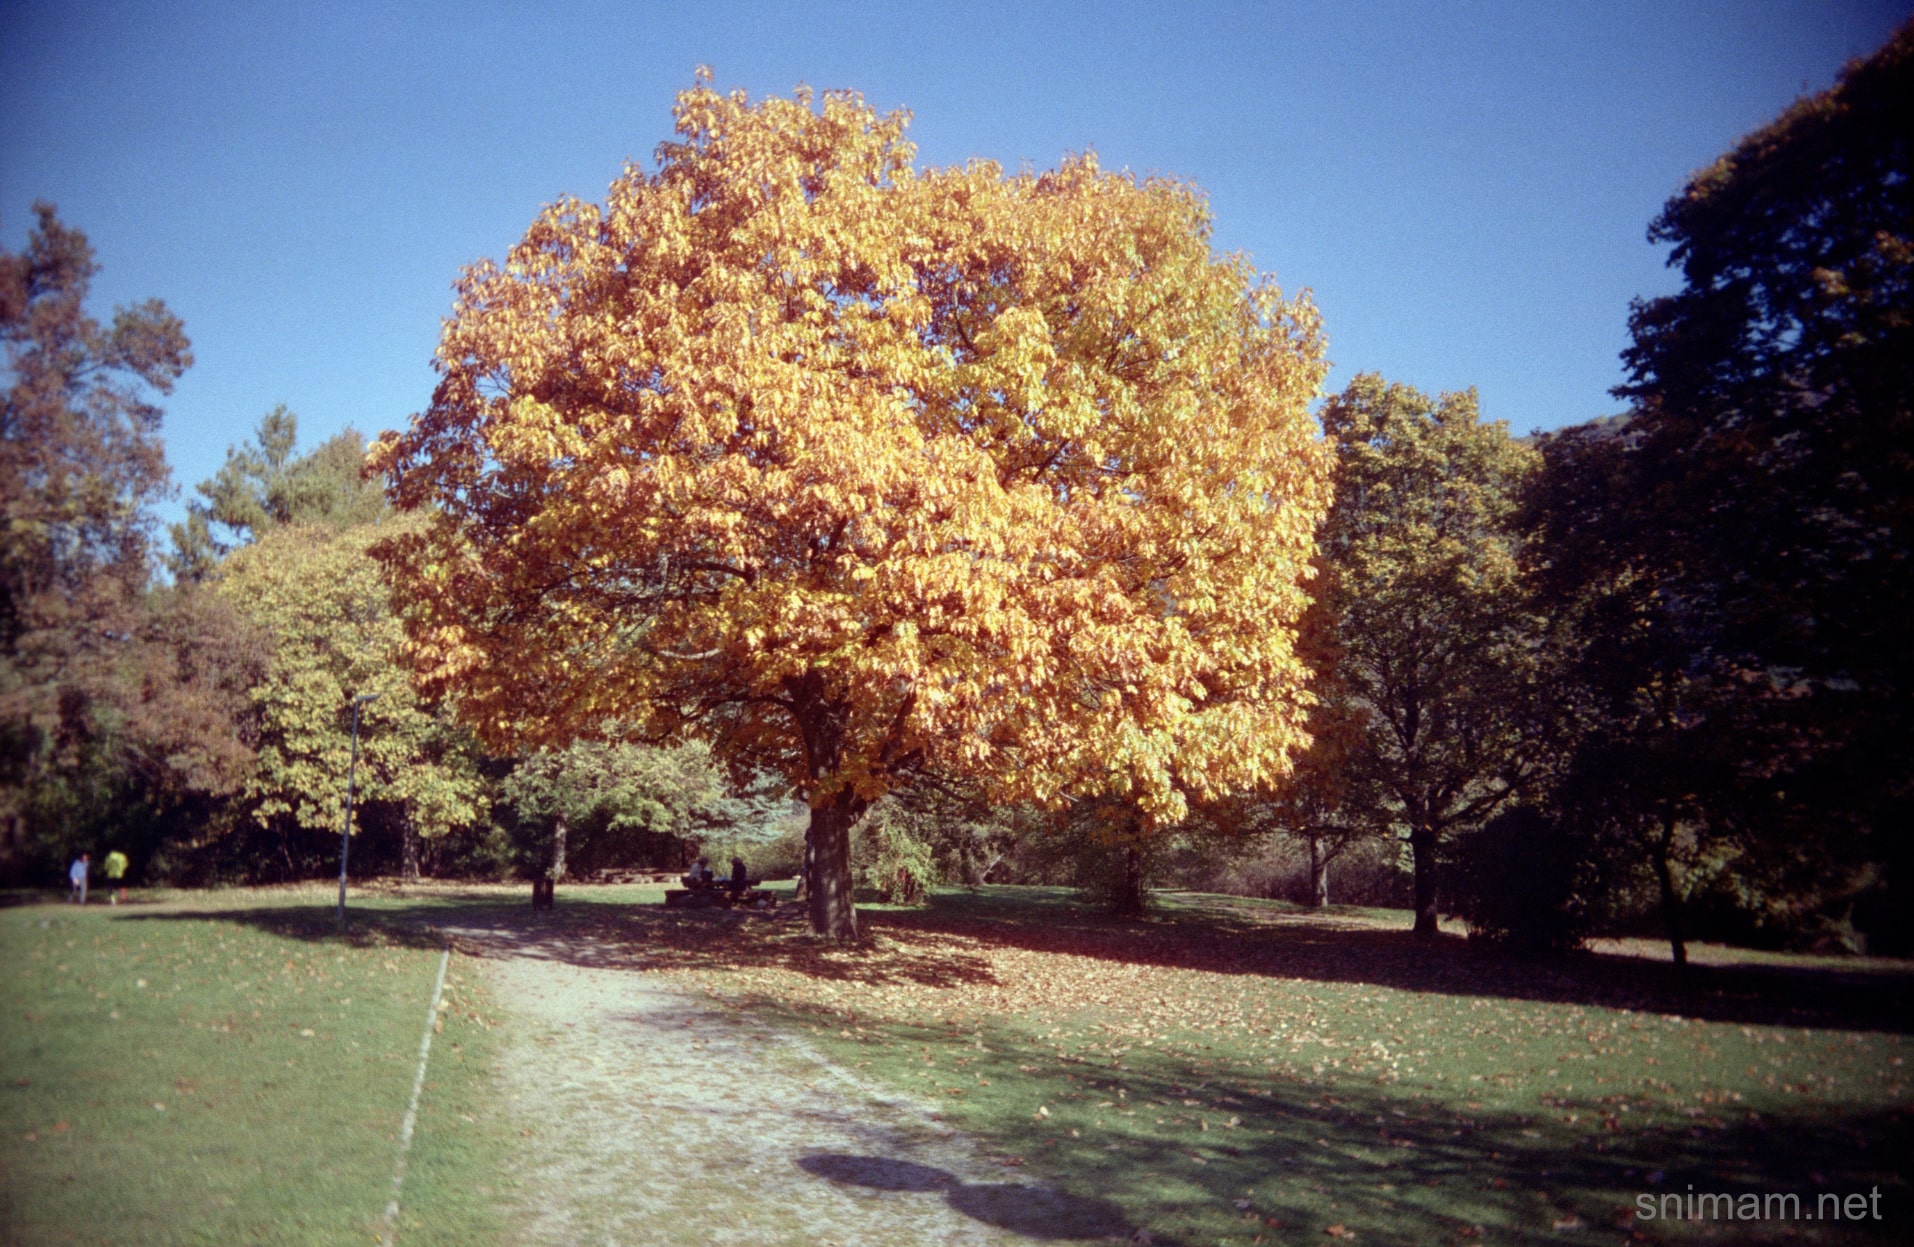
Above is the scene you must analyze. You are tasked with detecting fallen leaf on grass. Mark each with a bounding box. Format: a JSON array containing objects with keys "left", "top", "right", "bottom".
[{"left": 1325, "top": 1226, "right": 1353, "bottom": 1239}]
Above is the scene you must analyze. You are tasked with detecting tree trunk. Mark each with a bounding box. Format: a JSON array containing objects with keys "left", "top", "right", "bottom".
[
  {"left": 1110, "top": 846, "right": 1147, "bottom": 917},
  {"left": 1410, "top": 826, "right": 1440, "bottom": 937},
  {"left": 400, "top": 812, "right": 421, "bottom": 885},
  {"left": 1307, "top": 835, "right": 1330, "bottom": 909},
  {"left": 806, "top": 797, "right": 861, "bottom": 940},
  {"left": 1654, "top": 811, "right": 1688, "bottom": 968},
  {"left": 0, "top": 807, "right": 23, "bottom": 885},
  {"left": 549, "top": 814, "right": 568, "bottom": 883}
]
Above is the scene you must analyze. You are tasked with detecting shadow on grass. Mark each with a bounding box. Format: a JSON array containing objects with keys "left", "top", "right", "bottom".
[
  {"left": 868, "top": 888, "right": 1914, "bottom": 1035},
  {"left": 787, "top": 1002, "right": 1911, "bottom": 1245},
  {"left": 798, "top": 1154, "right": 1134, "bottom": 1241},
  {"left": 114, "top": 903, "right": 449, "bottom": 951},
  {"left": 119, "top": 883, "right": 1913, "bottom": 1034}
]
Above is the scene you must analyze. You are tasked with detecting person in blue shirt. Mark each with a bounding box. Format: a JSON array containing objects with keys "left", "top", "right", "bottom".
[{"left": 68, "top": 853, "right": 89, "bottom": 905}]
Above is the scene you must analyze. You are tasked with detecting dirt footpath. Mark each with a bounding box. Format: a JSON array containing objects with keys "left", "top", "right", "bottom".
[{"left": 445, "top": 921, "right": 1130, "bottom": 1246}]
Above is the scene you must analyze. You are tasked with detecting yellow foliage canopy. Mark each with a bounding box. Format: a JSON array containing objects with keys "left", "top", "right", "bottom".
[{"left": 369, "top": 79, "right": 1332, "bottom": 831}]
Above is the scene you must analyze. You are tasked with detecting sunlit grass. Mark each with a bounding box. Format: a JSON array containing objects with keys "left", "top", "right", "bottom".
[{"left": 0, "top": 896, "right": 514, "bottom": 1247}]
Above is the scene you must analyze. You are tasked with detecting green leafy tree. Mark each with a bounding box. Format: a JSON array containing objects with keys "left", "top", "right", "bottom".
[
  {"left": 851, "top": 802, "right": 939, "bottom": 904},
  {"left": 884, "top": 774, "right": 1027, "bottom": 888},
  {"left": 497, "top": 738, "right": 726, "bottom": 887},
  {"left": 1218, "top": 555, "right": 1379, "bottom": 909},
  {"left": 2, "top": 204, "right": 193, "bottom": 878},
  {"left": 1318, "top": 374, "right": 1547, "bottom": 937},
  {"left": 216, "top": 521, "right": 484, "bottom": 880},
  {"left": 168, "top": 408, "right": 387, "bottom": 580}
]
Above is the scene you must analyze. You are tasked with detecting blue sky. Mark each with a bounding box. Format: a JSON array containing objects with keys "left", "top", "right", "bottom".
[{"left": 3, "top": 1, "right": 1906, "bottom": 536}]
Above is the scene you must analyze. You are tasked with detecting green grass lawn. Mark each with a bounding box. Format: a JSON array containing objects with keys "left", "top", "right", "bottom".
[
  {"left": 0, "top": 890, "right": 517, "bottom": 1247},
  {"left": 3, "top": 881, "right": 1907, "bottom": 1246},
  {"left": 638, "top": 884, "right": 1912, "bottom": 1246}
]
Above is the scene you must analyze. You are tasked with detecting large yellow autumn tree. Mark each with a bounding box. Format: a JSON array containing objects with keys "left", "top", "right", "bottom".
[{"left": 369, "top": 77, "right": 1333, "bottom": 938}]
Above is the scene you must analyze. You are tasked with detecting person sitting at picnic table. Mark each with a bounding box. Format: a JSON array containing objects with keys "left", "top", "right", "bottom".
[
  {"left": 729, "top": 856, "right": 748, "bottom": 898},
  {"left": 683, "top": 856, "right": 714, "bottom": 889}
]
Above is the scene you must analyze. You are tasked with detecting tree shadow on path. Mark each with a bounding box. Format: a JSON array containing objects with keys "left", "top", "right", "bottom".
[{"left": 798, "top": 1154, "right": 1136, "bottom": 1242}]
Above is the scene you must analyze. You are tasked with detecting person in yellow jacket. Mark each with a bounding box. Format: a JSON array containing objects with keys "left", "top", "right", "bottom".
[{"left": 102, "top": 851, "right": 128, "bottom": 905}]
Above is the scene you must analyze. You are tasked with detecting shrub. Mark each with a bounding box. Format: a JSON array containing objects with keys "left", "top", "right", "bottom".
[
  {"left": 852, "top": 803, "right": 939, "bottom": 904},
  {"left": 1448, "top": 806, "right": 1597, "bottom": 952}
]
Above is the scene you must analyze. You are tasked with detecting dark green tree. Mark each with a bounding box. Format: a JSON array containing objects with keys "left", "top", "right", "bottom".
[
  {"left": 1526, "top": 417, "right": 1754, "bottom": 964},
  {"left": 1548, "top": 22, "right": 1914, "bottom": 954},
  {"left": 2, "top": 204, "right": 192, "bottom": 878}
]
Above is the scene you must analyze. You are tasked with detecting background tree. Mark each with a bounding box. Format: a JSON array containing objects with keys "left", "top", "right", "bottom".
[
  {"left": 1445, "top": 803, "right": 1602, "bottom": 952},
  {"left": 1317, "top": 374, "right": 1545, "bottom": 937},
  {"left": 497, "top": 738, "right": 726, "bottom": 891},
  {"left": 370, "top": 78, "right": 1334, "bottom": 939},
  {"left": 1525, "top": 417, "right": 1751, "bottom": 964},
  {"left": 1, "top": 203, "right": 192, "bottom": 879},
  {"left": 217, "top": 521, "right": 485, "bottom": 880},
  {"left": 871, "top": 772, "right": 1026, "bottom": 888},
  {"left": 1220, "top": 554, "right": 1375, "bottom": 909},
  {"left": 168, "top": 407, "right": 387, "bottom": 580},
  {"left": 1538, "top": 23, "right": 1913, "bottom": 954}
]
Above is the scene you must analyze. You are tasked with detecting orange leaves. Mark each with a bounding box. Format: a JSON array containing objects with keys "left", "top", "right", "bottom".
[{"left": 371, "top": 75, "right": 1332, "bottom": 823}]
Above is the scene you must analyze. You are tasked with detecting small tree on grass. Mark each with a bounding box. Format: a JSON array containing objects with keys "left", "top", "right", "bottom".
[
  {"left": 498, "top": 738, "right": 725, "bottom": 888},
  {"left": 370, "top": 76, "right": 1334, "bottom": 940},
  {"left": 852, "top": 801, "right": 940, "bottom": 905}
]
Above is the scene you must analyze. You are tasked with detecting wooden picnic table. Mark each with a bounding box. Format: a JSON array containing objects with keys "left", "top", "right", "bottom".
[{"left": 664, "top": 883, "right": 778, "bottom": 909}]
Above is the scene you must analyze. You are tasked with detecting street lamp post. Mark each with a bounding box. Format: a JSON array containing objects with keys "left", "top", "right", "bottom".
[{"left": 337, "top": 692, "right": 380, "bottom": 922}]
